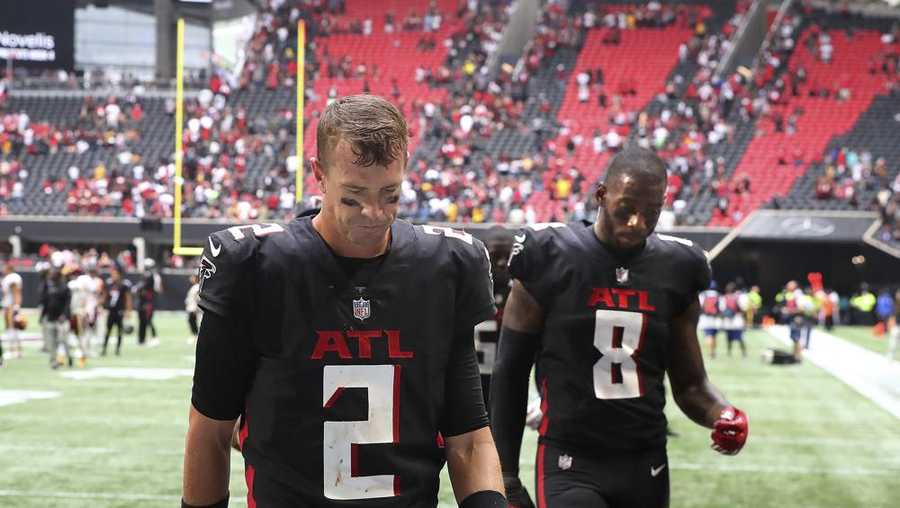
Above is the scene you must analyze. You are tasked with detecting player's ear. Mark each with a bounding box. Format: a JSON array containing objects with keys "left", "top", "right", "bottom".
[
  {"left": 310, "top": 157, "right": 326, "bottom": 192},
  {"left": 595, "top": 183, "right": 607, "bottom": 207}
]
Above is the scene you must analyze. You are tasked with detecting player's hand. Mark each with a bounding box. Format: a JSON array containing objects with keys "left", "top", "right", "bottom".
[
  {"left": 503, "top": 475, "right": 535, "bottom": 508},
  {"left": 524, "top": 398, "right": 543, "bottom": 430},
  {"left": 711, "top": 405, "right": 748, "bottom": 455}
]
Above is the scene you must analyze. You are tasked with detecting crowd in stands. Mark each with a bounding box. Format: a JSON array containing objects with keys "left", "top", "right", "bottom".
[
  {"left": 0, "top": 76, "right": 305, "bottom": 220},
  {"left": 1, "top": 0, "right": 899, "bottom": 231},
  {"left": 1, "top": 94, "right": 145, "bottom": 212},
  {"left": 520, "top": 1, "right": 734, "bottom": 225},
  {"left": 396, "top": 1, "right": 724, "bottom": 224},
  {"left": 24, "top": 244, "right": 139, "bottom": 273},
  {"left": 177, "top": 79, "right": 299, "bottom": 221}
]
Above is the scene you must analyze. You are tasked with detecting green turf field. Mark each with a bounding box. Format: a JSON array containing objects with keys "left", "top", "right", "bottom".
[
  {"left": 828, "top": 325, "right": 892, "bottom": 356},
  {"left": 1, "top": 313, "right": 898, "bottom": 507}
]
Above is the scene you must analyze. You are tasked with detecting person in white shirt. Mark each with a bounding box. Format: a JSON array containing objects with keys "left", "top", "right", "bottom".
[
  {"left": 719, "top": 283, "right": 749, "bottom": 358},
  {"left": 2, "top": 263, "right": 24, "bottom": 362},
  {"left": 69, "top": 267, "right": 102, "bottom": 364},
  {"left": 699, "top": 282, "right": 721, "bottom": 358}
]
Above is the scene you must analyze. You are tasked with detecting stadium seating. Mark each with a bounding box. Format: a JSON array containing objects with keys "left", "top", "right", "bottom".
[
  {"left": 709, "top": 11, "right": 899, "bottom": 226},
  {"left": 710, "top": 32, "right": 890, "bottom": 225},
  {"left": 1, "top": 1, "right": 898, "bottom": 233}
]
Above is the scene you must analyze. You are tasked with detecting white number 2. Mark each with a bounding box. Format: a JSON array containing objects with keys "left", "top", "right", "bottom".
[
  {"left": 227, "top": 223, "right": 284, "bottom": 240},
  {"left": 322, "top": 365, "right": 398, "bottom": 500},
  {"left": 422, "top": 225, "right": 473, "bottom": 245},
  {"left": 592, "top": 310, "right": 646, "bottom": 399}
]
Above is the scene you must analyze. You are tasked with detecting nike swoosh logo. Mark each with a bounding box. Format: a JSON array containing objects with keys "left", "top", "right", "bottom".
[
  {"left": 209, "top": 237, "right": 222, "bottom": 258},
  {"left": 650, "top": 464, "right": 667, "bottom": 477},
  {"left": 514, "top": 234, "right": 526, "bottom": 243}
]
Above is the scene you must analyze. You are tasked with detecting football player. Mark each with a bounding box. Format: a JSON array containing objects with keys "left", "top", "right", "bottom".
[
  {"left": 475, "top": 230, "right": 514, "bottom": 408},
  {"left": 490, "top": 146, "right": 748, "bottom": 508},
  {"left": 100, "top": 267, "right": 133, "bottom": 356},
  {"left": 2, "top": 263, "right": 24, "bottom": 362},
  {"left": 69, "top": 266, "right": 102, "bottom": 365},
  {"left": 182, "top": 95, "right": 506, "bottom": 508}
]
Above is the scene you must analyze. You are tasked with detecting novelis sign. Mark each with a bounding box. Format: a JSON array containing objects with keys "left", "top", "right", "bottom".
[{"left": 0, "top": 1, "right": 74, "bottom": 70}]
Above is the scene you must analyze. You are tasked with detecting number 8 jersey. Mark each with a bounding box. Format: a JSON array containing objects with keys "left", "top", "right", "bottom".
[
  {"left": 192, "top": 216, "right": 496, "bottom": 507},
  {"left": 508, "top": 222, "right": 710, "bottom": 452}
]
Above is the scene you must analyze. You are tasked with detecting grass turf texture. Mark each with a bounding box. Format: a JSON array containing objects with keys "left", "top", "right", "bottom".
[
  {"left": 828, "top": 325, "right": 893, "bottom": 356},
  {"left": 0, "top": 313, "right": 897, "bottom": 507}
]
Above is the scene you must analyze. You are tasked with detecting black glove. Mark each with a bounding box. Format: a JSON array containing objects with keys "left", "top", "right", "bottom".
[{"left": 503, "top": 475, "right": 535, "bottom": 508}]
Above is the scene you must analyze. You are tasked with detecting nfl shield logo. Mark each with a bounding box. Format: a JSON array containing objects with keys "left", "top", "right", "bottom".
[
  {"left": 616, "top": 267, "right": 629, "bottom": 286},
  {"left": 558, "top": 454, "right": 573, "bottom": 471},
  {"left": 353, "top": 298, "right": 371, "bottom": 321}
]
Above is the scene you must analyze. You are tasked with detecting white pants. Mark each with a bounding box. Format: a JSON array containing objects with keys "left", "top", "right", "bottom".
[{"left": 888, "top": 325, "right": 899, "bottom": 360}]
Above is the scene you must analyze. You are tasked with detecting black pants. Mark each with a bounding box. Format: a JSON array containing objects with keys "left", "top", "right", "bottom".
[
  {"left": 536, "top": 440, "right": 669, "bottom": 508},
  {"left": 103, "top": 311, "right": 124, "bottom": 353},
  {"left": 138, "top": 307, "right": 155, "bottom": 344},
  {"left": 188, "top": 312, "right": 199, "bottom": 336}
]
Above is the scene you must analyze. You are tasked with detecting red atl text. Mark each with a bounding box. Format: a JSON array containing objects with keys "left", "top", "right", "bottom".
[
  {"left": 588, "top": 288, "right": 656, "bottom": 311},
  {"left": 311, "top": 330, "right": 414, "bottom": 360}
]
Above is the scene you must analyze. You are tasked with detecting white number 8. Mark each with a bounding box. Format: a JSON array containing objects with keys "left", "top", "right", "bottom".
[
  {"left": 322, "top": 365, "right": 399, "bottom": 500},
  {"left": 592, "top": 309, "right": 646, "bottom": 399}
]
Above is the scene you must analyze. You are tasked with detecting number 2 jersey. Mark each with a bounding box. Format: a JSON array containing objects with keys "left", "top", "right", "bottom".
[
  {"left": 191, "top": 215, "right": 495, "bottom": 507},
  {"left": 508, "top": 222, "right": 710, "bottom": 452}
]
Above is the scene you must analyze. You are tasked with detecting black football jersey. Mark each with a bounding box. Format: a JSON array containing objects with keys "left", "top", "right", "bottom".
[
  {"left": 193, "top": 217, "right": 495, "bottom": 507},
  {"left": 508, "top": 222, "right": 710, "bottom": 452}
]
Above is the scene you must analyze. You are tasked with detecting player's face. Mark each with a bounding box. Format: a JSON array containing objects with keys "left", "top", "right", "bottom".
[
  {"left": 597, "top": 174, "right": 665, "bottom": 250},
  {"left": 314, "top": 140, "right": 404, "bottom": 251}
]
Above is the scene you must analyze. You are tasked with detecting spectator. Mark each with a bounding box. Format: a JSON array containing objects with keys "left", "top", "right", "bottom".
[{"left": 876, "top": 288, "right": 895, "bottom": 331}]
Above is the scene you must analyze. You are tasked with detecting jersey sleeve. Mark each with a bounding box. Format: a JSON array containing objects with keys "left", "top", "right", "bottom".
[
  {"left": 455, "top": 238, "right": 497, "bottom": 331},
  {"left": 440, "top": 327, "right": 489, "bottom": 437},
  {"left": 197, "top": 228, "right": 258, "bottom": 317},
  {"left": 507, "top": 226, "right": 559, "bottom": 309},
  {"left": 191, "top": 309, "right": 257, "bottom": 421},
  {"left": 675, "top": 244, "right": 712, "bottom": 315}
]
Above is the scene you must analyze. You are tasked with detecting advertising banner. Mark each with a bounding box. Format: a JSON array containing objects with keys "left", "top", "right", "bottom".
[{"left": 0, "top": 0, "right": 75, "bottom": 70}]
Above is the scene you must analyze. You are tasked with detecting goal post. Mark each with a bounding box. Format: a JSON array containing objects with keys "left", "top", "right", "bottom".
[{"left": 172, "top": 18, "right": 203, "bottom": 257}]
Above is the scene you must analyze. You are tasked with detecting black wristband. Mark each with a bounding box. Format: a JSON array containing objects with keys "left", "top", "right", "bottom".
[
  {"left": 460, "top": 490, "right": 507, "bottom": 508},
  {"left": 181, "top": 494, "right": 228, "bottom": 508}
]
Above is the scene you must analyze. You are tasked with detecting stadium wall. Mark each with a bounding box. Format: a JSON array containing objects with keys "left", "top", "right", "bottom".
[{"left": 714, "top": 241, "right": 900, "bottom": 302}]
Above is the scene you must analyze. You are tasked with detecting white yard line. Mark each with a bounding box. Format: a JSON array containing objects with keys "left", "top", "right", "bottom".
[
  {"left": 766, "top": 325, "right": 900, "bottom": 420},
  {"left": 0, "top": 414, "right": 185, "bottom": 426},
  {"left": 0, "top": 489, "right": 247, "bottom": 505},
  {"left": 670, "top": 462, "right": 898, "bottom": 476},
  {"left": 0, "top": 444, "right": 185, "bottom": 456},
  {"left": 741, "top": 435, "right": 900, "bottom": 448}
]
